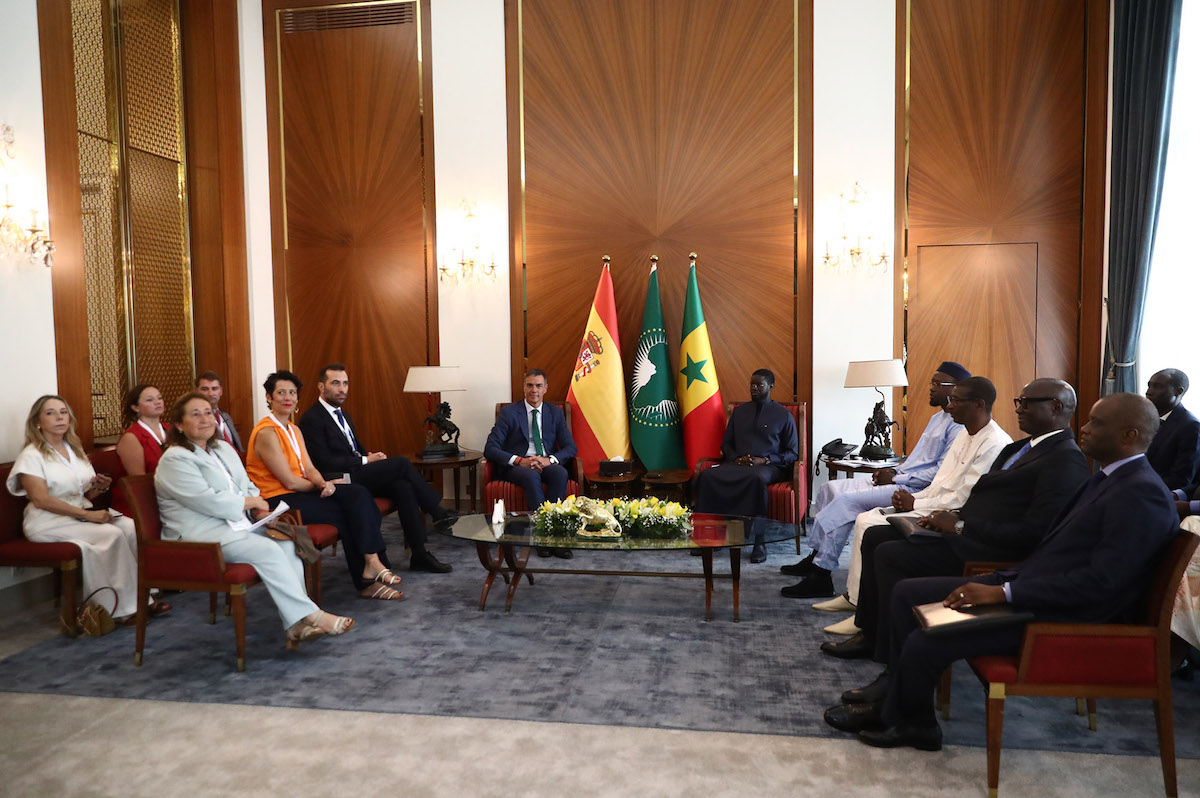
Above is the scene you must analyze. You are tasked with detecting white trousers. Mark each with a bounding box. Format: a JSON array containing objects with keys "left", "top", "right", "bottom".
[
  {"left": 845, "top": 508, "right": 920, "bottom": 604},
  {"left": 813, "top": 476, "right": 876, "bottom": 513},
  {"left": 27, "top": 516, "right": 139, "bottom": 618},
  {"left": 220, "top": 532, "right": 319, "bottom": 629}
]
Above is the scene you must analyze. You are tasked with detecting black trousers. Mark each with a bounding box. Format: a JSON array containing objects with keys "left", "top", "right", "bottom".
[
  {"left": 853, "top": 525, "right": 966, "bottom": 662},
  {"left": 351, "top": 456, "right": 442, "bottom": 553},
  {"left": 693, "top": 463, "right": 785, "bottom": 516},
  {"left": 268, "top": 483, "right": 386, "bottom": 590},
  {"left": 880, "top": 575, "right": 1025, "bottom": 728}
]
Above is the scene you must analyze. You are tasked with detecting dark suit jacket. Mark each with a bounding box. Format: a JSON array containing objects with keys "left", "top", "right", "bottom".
[
  {"left": 982, "top": 456, "right": 1178, "bottom": 624},
  {"left": 1146, "top": 404, "right": 1200, "bottom": 493},
  {"left": 298, "top": 401, "right": 368, "bottom": 477},
  {"left": 218, "top": 410, "right": 243, "bottom": 453},
  {"left": 484, "top": 402, "right": 577, "bottom": 466},
  {"left": 949, "top": 430, "right": 1090, "bottom": 563}
]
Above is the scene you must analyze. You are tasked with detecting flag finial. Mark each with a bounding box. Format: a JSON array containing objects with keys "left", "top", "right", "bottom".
[
  {"left": 649, "top": 255, "right": 658, "bottom": 263},
  {"left": 602, "top": 254, "right": 611, "bottom": 265},
  {"left": 689, "top": 252, "right": 698, "bottom": 263}
]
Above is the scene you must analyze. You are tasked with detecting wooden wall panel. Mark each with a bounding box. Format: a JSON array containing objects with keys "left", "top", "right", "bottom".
[
  {"left": 909, "top": 244, "right": 1038, "bottom": 435},
  {"left": 513, "top": 0, "right": 806, "bottom": 412},
  {"left": 902, "top": 0, "right": 1092, "bottom": 442},
  {"left": 263, "top": 0, "right": 435, "bottom": 456},
  {"left": 181, "top": 0, "right": 253, "bottom": 436}
]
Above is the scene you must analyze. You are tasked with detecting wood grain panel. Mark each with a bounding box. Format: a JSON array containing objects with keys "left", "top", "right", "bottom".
[
  {"left": 901, "top": 0, "right": 1090, "bottom": 445},
  {"left": 181, "top": 0, "right": 253, "bottom": 435},
  {"left": 908, "top": 244, "right": 1038, "bottom": 437},
  {"left": 39, "top": 0, "right": 95, "bottom": 447},
  {"left": 518, "top": 0, "right": 798, "bottom": 407},
  {"left": 265, "top": 0, "right": 432, "bottom": 456}
]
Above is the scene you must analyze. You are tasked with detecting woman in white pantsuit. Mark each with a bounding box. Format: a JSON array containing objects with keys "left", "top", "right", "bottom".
[
  {"left": 153, "top": 393, "right": 353, "bottom": 648},
  {"left": 6, "top": 395, "right": 170, "bottom": 622}
]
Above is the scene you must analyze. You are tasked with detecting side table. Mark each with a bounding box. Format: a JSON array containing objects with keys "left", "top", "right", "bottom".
[
  {"left": 585, "top": 469, "right": 642, "bottom": 500},
  {"left": 410, "top": 448, "right": 483, "bottom": 512},
  {"left": 640, "top": 468, "right": 693, "bottom": 504},
  {"left": 824, "top": 457, "right": 899, "bottom": 481}
]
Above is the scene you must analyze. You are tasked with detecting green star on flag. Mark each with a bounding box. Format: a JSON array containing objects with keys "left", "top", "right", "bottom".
[{"left": 680, "top": 354, "right": 709, "bottom": 388}]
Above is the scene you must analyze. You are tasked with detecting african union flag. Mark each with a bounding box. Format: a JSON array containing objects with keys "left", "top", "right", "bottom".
[
  {"left": 629, "top": 259, "right": 684, "bottom": 471},
  {"left": 676, "top": 256, "right": 724, "bottom": 466}
]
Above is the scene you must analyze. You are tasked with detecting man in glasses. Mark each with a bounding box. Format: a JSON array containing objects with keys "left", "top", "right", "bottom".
[
  {"left": 781, "top": 361, "right": 970, "bottom": 599},
  {"left": 821, "top": 378, "right": 1088, "bottom": 662}
]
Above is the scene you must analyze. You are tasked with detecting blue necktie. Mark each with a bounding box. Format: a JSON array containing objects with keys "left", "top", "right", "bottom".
[
  {"left": 335, "top": 408, "right": 359, "bottom": 452},
  {"left": 1001, "top": 441, "right": 1032, "bottom": 471}
]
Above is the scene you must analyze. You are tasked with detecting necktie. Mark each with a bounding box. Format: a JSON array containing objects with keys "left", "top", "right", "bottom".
[
  {"left": 531, "top": 408, "right": 545, "bottom": 456},
  {"left": 1001, "top": 441, "right": 1032, "bottom": 471},
  {"left": 219, "top": 417, "right": 233, "bottom": 446},
  {"left": 335, "top": 408, "right": 358, "bottom": 452}
]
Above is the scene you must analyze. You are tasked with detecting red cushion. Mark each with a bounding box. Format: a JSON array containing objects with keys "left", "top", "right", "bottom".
[
  {"left": 766, "top": 483, "right": 796, "bottom": 523},
  {"left": 305, "top": 523, "right": 339, "bottom": 547},
  {"left": 144, "top": 545, "right": 224, "bottom": 583},
  {"left": 970, "top": 655, "right": 1020, "bottom": 684},
  {"left": 0, "top": 539, "right": 82, "bottom": 563},
  {"left": 1023, "top": 635, "right": 1157, "bottom": 686},
  {"left": 375, "top": 498, "right": 396, "bottom": 515},
  {"left": 484, "top": 480, "right": 580, "bottom": 512},
  {"left": 222, "top": 563, "right": 259, "bottom": 585}
]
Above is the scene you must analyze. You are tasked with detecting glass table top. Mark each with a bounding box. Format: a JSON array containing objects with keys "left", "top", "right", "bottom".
[{"left": 431, "top": 512, "right": 800, "bottom": 552}]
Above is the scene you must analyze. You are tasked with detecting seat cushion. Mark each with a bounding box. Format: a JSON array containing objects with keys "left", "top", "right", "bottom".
[
  {"left": 223, "top": 563, "right": 260, "bottom": 585},
  {"left": 305, "top": 523, "right": 339, "bottom": 548},
  {"left": 969, "top": 655, "right": 1020, "bottom": 684},
  {"left": 0, "top": 539, "right": 82, "bottom": 564},
  {"left": 375, "top": 498, "right": 396, "bottom": 516}
]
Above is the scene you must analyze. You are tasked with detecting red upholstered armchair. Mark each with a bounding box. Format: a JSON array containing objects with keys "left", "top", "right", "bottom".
[
  {"left": 695, "top": 402, "right": 808, "bottom": 552},
  {"left": 941, "top": 530, "right": 1199, "bottom": 798},
  {"left": 483, "top": 402, "right": 582, "bottom": 512}
]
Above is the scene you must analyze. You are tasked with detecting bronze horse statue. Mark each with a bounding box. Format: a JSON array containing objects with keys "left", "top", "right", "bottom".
[{"left": 423, "top": 402, "right": 460, "bottom": 447}]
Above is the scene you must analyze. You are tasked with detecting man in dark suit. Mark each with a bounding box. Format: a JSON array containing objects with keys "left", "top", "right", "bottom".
[
  {"left": 298, "top": 364, "right": 452, "bottom": 573},
  {"left": 823, "top": 392, "right": 1179, "bottom": 751},
  {"left": 196, "top": 371, "right": 243, "bottom": 453},
  {"left": 484, "top": 368, "right": 577, "bottom": 558},
  {"left": 1145, "top": 368, "right": 1200, "bottom": 494},
  {"left": 822, "top": 378, "right": 1090, "bottom": 663}
]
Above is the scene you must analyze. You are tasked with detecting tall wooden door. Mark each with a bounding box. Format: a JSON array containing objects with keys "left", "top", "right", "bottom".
[{"left": 264, "top": 0, "right": 435, "bottom": 455}]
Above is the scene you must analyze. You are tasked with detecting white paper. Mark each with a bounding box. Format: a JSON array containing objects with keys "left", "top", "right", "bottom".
[{"left": 228, "top": 501, "right": 290, "bottom": 534}]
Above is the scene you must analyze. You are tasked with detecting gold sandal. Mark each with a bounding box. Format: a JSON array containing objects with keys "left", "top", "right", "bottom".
[
  {"left": 312, "top": 610, "right": 355, "bottom": 635},
  {"left": 285, "top": 621, "right": 327, "bottom": 650},
  {"left": 359, "top": 583, "right": 405, "bottom": 601},
  {"left": 367, "top": 568, "right": 402, "bottom": 586}
]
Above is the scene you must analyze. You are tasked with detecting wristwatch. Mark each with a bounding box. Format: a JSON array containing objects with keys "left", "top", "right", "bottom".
[{"left": 954, "top": 519, "right": 966, "bottom": 534}]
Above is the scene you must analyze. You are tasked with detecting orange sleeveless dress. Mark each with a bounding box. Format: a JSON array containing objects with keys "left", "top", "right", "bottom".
[{"left": 246, "top": 416, "right": 309, "bottom": 499}]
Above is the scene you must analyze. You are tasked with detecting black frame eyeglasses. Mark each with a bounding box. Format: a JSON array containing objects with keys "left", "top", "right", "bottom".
[{"left": 1013, "top": 397, "right": 1056, "bottom": 410}]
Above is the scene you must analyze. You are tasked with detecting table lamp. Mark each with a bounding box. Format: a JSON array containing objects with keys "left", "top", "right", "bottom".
[
  {"left": 403, "top": 366, "right": 465, "bottom": 459},
  {"left": 844, "top": 359, "right": 908, "bottom": 460}
]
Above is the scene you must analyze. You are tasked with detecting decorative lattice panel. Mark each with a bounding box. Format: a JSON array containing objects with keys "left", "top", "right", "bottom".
[
  {"left": 119, "top": 0, "right": 184, "bottom": 162},
  {"left": 71, "top": 0, "right": 110, "bottom": 141}
]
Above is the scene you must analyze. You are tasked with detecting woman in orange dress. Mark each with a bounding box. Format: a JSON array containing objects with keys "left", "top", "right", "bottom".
[{"left": 246, "top": 370, "right": 404, "bottom": 600}]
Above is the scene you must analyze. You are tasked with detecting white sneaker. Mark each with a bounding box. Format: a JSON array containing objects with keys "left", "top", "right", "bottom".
[
  {"left": 812, "top": 593, "right": 855, "bottom": 612},
  {"left": 823, "top": 616, "right": 860, "bottom": 635}
]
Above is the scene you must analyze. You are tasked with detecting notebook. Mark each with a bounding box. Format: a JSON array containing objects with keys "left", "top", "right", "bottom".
[{"left": 913, "top": 601, "right": 1034, "bottom": 636}]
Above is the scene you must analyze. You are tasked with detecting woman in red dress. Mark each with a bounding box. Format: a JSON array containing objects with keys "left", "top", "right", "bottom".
[{"left": 111, "top": 383, "right": 169, "bottom": 515}]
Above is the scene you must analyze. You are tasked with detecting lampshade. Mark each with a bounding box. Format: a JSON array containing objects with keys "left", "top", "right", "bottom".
[
  {"left": 844, "top": 359, "right": 908, "bottom": 389},
  {"left": 402, "top": 366, "right": 465, "bottom": 393}
]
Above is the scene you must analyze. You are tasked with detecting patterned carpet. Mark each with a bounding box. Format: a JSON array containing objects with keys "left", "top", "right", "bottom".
[{"left": 1, "top": 516, "right": 1196, "bottom": 758}]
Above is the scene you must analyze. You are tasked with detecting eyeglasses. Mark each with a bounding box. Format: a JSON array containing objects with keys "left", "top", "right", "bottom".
[
  {"left": 930, "top": 381, "right": 956, "bottom": 388},
  {"left": 1013, "top": 396, "right": 1056, "bottom": 410}
]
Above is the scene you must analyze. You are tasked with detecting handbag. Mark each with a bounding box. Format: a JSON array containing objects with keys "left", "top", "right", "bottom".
[
  {"left": 67, "top": 586, "right": 118, "bottom": 637},
  {"left": 264, "top": 510, "right": 321, "bottom": 564}
]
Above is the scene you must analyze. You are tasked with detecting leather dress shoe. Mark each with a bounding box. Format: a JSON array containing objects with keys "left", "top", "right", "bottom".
[
  {"left": 820, "top": 631, "right": 873, "bottom": 659},
  {"left": 536, "top": 547, "right": 554, "bottom": 558},
  {"left": 841, "top": 670, "right": 889, "bottom": 704},
  {"left": 749, "top": 544, "right": 767, "bottom": 563},
  {"left": 551, "top": 548, "right": 573, "bottom": 559},
  {"left": 780, "top": 550, "right": 817, "bottom": 576},
  {"left": 823, "top": 702, "right": 883, "bottom": 733},
  {"left": 409, "top": 551, "right": 453, "bottom": 573},
  {"left": 780, "top": 570, "right": 834, "bottom": 599},
  {"left": 857, "top": 723, "right": 943, "bottom": 751}
]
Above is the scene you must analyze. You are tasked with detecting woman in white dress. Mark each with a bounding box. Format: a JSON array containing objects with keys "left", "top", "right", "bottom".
[
  {"left": 154, "top": 393, "right": 353, "bottom": 647},
  {"left": 5, "top": 395, "right": 168, "bottom": 622}
]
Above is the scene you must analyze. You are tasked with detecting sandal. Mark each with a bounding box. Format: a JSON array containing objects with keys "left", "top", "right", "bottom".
[
  {"left": 366, "top": 568, "right": 402, "bottom": 587},
  {"left": 285, "top": 622, "right": 327, "bottom": 651},
  {"left": 359, "top": 583, "right": 406, "bottom": 601},
  {"left": 149, "top": 600, "right": 172, "bottom": 618},
  {"left": 311, "top": 610, "right": 355, "bottom": 635}
]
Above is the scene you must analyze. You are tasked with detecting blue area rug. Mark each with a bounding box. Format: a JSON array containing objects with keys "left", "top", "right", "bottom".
[{"left": 1, "top": 516, "right": 1197, "bottom": 758}]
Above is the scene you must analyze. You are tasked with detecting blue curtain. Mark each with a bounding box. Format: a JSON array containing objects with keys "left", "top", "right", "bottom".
[{"left": 1105, "top": 0, "right": 1183, "bottom": 395}]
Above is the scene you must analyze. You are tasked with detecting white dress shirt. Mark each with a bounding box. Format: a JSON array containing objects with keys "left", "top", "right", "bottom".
[
  {"left": 319, "top": 396, "right": 368, "bottom": 466},
  {"left": 507, "top": 401, "right": 560, "bottom": 466}
]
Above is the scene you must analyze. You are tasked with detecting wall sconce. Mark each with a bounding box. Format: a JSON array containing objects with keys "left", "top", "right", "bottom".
[
  {"left": 0, "top": 125, "right": 54, "bottom": 268},
  {"left": 438, "top": 202, "right": 496, "bottom": 284},
  {"left": 822, "top": 181, "right": 887, "bottom": 276}
]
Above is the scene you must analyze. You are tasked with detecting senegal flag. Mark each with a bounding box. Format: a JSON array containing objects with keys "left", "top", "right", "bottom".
[
  {"left": 677, "top": 258, "right": 724, "bottom": 466},
  {"left": 566, "top": 261, "right": 632, "bottom": 474},
  {"left": 630, "top": 259, "right": 685, "bottom": 470}
]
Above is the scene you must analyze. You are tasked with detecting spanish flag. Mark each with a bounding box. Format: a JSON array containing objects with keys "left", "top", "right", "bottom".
[
  {"left": 566, "top": 260, "right": 632, "bottom": 474},
  {"left": 676, "top": 257, "right": 724, "bottom": 466}
]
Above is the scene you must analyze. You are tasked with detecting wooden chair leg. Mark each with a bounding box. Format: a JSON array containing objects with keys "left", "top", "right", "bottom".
[
  {"left": 53, "top": 567, "right": 62, "bottom": 608},
  {"left": 231, "top": 589, "right": 247, "bottom": 672},
  {"left": 1154, "top": 695, "right": 1177, "bottom": 797},
  {"left": 937, "top": 668, "right": 953, "bottom": 720},
  {"left": 225, "top": 592, "right": 232, "bottom": 617},
  {"left": 986, "top": 687, "right": 1006, "bottom": 798},
  {"left": 208, "top": 592, "right": 218, "bottom": 624},
  {"left": 307, "top": 559, "right": 323, "bottom": 606},
  {"left": 59, "top": 563, "right": 79, "bottom": 637},
  {"left": 134, "top": 585, "right": 151, "bottom": 666},
  {"left": 1086, "top": 698, "right": 1097, "bottom": 731},
  {"left": 1075, "top": 697, "right": 1085, "bottom": 715}
]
